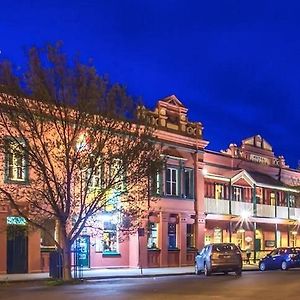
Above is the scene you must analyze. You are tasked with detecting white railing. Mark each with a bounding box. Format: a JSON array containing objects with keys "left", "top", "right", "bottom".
[
  {"left": 205, "top": 197, "right": 300, "bottom": 220},
  {"left": 231, "top": 201, "right": 254, "bottom": 216},
  {"left": 277, "top": 206, "right": 289, "bottom": 219},
  {"left": 256, "top": 204, "right": 275, "bottom": 218},
  {"left": 289, "top": 208, "right": 300, "bottom": 219},
  {"left": 204, "top": 198, "right": 229, "bottom": 215}
]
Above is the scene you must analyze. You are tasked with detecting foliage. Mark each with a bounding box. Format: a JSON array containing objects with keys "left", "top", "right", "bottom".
[{"left": 0, "top": 43, "right": 162, "bottom": 280}]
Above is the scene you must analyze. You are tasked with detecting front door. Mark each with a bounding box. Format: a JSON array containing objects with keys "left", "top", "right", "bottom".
[{"left": 7, "top": 224, "right": 28, "bottom": 273}]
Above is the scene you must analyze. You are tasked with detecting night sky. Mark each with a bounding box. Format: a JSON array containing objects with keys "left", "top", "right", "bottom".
[{"left": 1, "top": 1, "right": 300, "bottom": 167}]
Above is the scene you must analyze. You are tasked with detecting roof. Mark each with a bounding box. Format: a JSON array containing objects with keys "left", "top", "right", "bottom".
[{"left": 246, "top": 171, "right": 286, "bottom": 188}]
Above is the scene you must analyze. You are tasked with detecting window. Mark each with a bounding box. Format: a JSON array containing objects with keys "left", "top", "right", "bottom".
[
  {"left": 289, "top": 194, "right": 295, "bottom": 207},
  {"left": 102, "top": 216, "right": 118, "bottom": 253},
  {"left": 168, "top": 223, "right": 177, "bottom": 249},
  {"left": 233, "top": 186, "right": 243, "bottom": 201},
  {"left": 147, "top": 222, "right": 158, "bottom": 249},
  {"left": 270, "top": 192, "right": 276, "bottom": 206},
  {"left": 183, "top": 169, "right": 194, "bottom": 198},
  {"left": 186, "top": 224, "right": 195, "bottom": 248},
  {"left": 215, "top": 184, "right": 225, "bottom": 200},
  {"left": 90, "top": 164, "right": 102, "bottom": 188},
  {"left": 151, "top": 172, "right": 161, "bottom": 195},
  {"left": 40, "top": 219, "right": 56, "bottom": 247},
  {"left": 5, "top": 139, "right": 27, "bottom": 182},
  {"left": 166, "top": 167, "right": 178, "bottom": 196}
]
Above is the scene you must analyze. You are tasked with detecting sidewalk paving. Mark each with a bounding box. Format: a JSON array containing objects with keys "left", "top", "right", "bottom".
[{"left": 0, "top": 263, "right": 259, "bottom": 283}]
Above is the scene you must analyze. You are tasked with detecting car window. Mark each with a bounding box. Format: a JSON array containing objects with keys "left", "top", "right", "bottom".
[
  {"left": 279, "top": 248, "right": 289, "bottom": 255},
  {"left": 269, "top": 249, "right": 278, "bottom": 256},
  {"left": 199, "top": 247, "right": 206, "bottom": 255},
  {"left": 291, "top": 248, "right": 300, "bottom": 254},
  {"left": 212, "top": 244, "right": 237, "bottom": 253}
]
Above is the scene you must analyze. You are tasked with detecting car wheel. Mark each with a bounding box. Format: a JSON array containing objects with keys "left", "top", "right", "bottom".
[
  {"left": 204, "top": 263, "right": 211, "bottom": 276},
  {"left": 281, "top": 261, "right": 288, "bottom": 271},
  {"left": 259, "top": 262, "right": 266, "bottom": 271},
  {"left": 235, "top": 268, "right": 242, "bottom": 276},
  {"left": 195, "top": 263, "right": 201, "bottom": 275}
]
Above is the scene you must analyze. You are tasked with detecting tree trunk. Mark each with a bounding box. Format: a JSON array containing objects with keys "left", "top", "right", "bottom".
[
  {"left": 58, "top": 223, "right": 72, "bottom": 281},
  {"left": 61, "top": 237, "right": 72, "bottom": 281}
]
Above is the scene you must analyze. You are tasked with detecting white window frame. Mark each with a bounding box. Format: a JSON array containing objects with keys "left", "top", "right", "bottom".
[
  {"left": 166, "top": 167, "right": 178, "bottom": 196},
  {"left": 6, "top": 140, "right": 26, "bottom": 182},
  {"left": 233, "top": 186, "right": 243, "bottom": 201}
]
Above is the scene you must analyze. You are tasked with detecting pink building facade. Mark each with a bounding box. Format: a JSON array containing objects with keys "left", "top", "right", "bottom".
[{"left": 0, "top": 95, "right": 299, "bottom": 274}]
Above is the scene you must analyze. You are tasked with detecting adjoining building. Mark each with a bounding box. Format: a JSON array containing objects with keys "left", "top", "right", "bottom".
[{"left": 0, "top": 95, "right": 299, "bottom": 274}]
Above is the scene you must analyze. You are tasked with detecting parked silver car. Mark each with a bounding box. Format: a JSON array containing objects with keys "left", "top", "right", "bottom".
[{"left": 195, "top": 243, "right": 242, "bottom": 276}]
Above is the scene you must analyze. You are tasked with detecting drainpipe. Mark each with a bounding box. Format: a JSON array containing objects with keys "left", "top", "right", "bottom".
[
  {"left": 252, "top": 185, "right": 257, "bottom": 263},
  {"left": 253, "top": 184, "right": 257, "bottom": 216},
  {"left": 229, "top": 179, "right": 232, "bottom": 215},
  {"left": 275, "top": 223, "right": 278, "bottom": 248},
  {"left": 229, "top": 220, "right": 232, "bottom": 243},
  {"left": 253, "top": 222, "right": 257, "bottom": 263},
  {"left": 287, "top": 191, "right": 290, "bottom": 220}
]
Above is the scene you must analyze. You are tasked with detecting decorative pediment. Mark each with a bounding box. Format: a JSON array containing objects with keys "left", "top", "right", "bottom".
[
  {"left": 231, "top": 170, "right": 255, "bottom": 188},
  {"left": 160, "top": 95, "right": 185, "bottom": 108},
  {"left": 242, "top": 135, "right": 273, "bottom": 151},
  {"left": 142, "top": 95, "right": 204, "bottom": 139}
]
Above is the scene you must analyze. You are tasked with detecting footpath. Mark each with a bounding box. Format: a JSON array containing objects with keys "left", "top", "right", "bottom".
[{"left": 0, "top": 263, "right": 259, "bottom": 282}]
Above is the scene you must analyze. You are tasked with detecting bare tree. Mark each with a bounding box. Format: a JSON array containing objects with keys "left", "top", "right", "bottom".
[{"left": 0, "top": 44, "right": 162, "bottom": 280}]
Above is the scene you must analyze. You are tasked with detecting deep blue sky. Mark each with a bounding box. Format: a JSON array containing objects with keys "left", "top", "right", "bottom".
[{"left": 1, "top": 1, "right": 299, "bottom": 167}]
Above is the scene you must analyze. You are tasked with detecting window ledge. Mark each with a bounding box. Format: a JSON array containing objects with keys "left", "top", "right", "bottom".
[
  {"left": 147, "top": 248, "right": 161, "bottom": 252},
  {"left": 168, "top": 248, "right": 180, "bottom": 251},
  {"left": 161, "top": 195, "right": 195, "bottom": 201},
  {"left": 4, "top": 179, "right": 29, "bottom": 185},
  {"left": 41, "top": 246, "right": 56, "bottom": 252},
  {"left": 102, "top": 252, "right": 121, "bottom": 257}
]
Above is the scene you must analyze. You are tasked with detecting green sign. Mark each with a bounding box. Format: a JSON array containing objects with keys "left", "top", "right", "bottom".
[{"left": 7, "top": 216, "right": 27, "bottom": 225}]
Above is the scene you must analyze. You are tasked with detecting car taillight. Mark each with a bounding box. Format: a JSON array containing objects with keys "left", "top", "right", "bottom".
[{"left": 211, "top": 253, "right": 218, "bottom": 260}]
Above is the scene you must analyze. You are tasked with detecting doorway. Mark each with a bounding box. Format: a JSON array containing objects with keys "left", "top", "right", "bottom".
[{"left": 7, "top": 224, "right": 28, "bottom": 273}]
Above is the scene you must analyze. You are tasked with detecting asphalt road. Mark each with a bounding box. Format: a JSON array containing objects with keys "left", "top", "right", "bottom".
[{"left": 1, "top": 270, "right": 299, "bottom": 300}]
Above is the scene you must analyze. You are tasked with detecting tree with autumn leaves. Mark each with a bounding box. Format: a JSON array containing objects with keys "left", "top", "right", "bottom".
[{"left": 0, "top": 44, "right": 162, "bottom": 280}]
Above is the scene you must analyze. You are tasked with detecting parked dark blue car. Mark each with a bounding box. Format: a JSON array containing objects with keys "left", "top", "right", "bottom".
[{"left": 259, "top": 247, "right": 300, "bottom": 271}]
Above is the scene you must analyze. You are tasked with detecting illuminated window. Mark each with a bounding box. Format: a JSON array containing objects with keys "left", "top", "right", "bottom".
[
  {"left": 166, "top": 167, "right": 178, "bottom": 196},
  {"left": 270, "top": 192, "right": 276, "bottom": 206},
  {"left": 186, "top": 224, "right": 195, "bottom": 248},
  {"left": 215, "top": 184, "right": 224, "bottom": 200},
  {"left": 147, "top": 222, "right": 158, "bottom": 249},
  {"left": 102, "top": 214, "right": 119, "bottom": 253},
  {"left": 90, "top": 164, "right": 102, "bottom": 188},
  {"left": 168, "top": 223, "right": 177, "bottom": 249},
  {"left": 5, "top": 139, "right": 27, "bottom": 182},
  {"left": 151, "top": 172, "right": 161, "bottom": 195}
]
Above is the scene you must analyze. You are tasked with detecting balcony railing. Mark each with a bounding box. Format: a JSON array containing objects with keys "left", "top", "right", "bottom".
[
  {"left": 204, "top": 197, "right": 300, "bottom": 220},
  {"left": 204, "top": 198, "right": 229, "bottom": 215}
]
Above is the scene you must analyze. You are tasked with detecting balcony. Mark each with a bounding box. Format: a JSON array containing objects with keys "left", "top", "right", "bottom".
[
  {"left": 204, "top": 197, "right": 299, "bottom": 220},
  {"left": 204, "top": 198, "right": 229, "bottom": 215}
]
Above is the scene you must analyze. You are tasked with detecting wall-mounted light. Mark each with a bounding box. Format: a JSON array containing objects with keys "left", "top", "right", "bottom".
[{"left": 240, "top": 210, "right": 251, "bottom": 220}]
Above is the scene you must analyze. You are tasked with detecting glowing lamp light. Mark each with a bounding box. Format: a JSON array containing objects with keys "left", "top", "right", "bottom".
[
  {"left": 240, "top": 210, "right": 251, "bottom": 220},
  {"left": 291, "top": 231, "right": 298, "bottom": 235}
]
